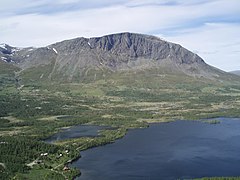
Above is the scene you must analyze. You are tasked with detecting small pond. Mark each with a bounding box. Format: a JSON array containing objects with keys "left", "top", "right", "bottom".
[{"left": 45, "top": 125, "right": 110, "bottom": 144}]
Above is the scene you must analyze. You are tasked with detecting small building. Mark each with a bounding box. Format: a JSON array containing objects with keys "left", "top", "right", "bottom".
[
  {"left": 63, "top": 166, "right": 70, "bottom": 171},
  {"left": 40, "top": 153, "right": 48, "bottom": 156}
]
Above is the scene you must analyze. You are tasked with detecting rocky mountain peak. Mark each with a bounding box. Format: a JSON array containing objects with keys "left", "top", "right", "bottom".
[
  {"left": 49, "top": 32, "right": 205, "bottom": 69},
  {"left": 1, "top": 32, "right": 230, "bottom": 82}
]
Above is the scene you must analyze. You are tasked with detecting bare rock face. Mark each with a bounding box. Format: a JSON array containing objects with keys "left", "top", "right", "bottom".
[
  {"left": 0, "top": 33, "right": 205, "bottom": 70},
  {"left": 0, "top": 32, "right": 234, "bottom": 82},
  {"left": 53, "top": 33, "right": 204, "bottom": 67},
  {"left": 88, "top": 33, "right": 204, "bottom": 64},
  {"left": 46, "top": 32, "right": 207, "bottom": 75}
]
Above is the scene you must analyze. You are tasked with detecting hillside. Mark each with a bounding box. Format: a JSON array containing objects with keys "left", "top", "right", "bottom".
[{"left": 230, "top": 70, "right": 240, "bottom": 76}]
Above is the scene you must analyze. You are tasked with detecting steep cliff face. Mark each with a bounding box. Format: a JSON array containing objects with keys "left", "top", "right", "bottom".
[
  {"left": 88, "top": 33, "right": 204, "bottom": 64},
  {"left": 45, "top": 32, "right": 210, "bottom": 81},
  {"left": 48, "top": 32, "right": 205, "bottom": 70},
  {"left": 0, "top": 32, "right": 237, "bottom": 83}
]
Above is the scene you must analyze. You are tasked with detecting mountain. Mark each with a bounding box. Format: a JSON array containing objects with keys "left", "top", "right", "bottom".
[
  {"left": 230, "top": 70, "right": 240, "bottom": 76},
  {"left": 0, "top": 32, "right": 239, "bottom": 84},
  {"left": 2, "top": 33, "right": 240, "bottom": 180}
]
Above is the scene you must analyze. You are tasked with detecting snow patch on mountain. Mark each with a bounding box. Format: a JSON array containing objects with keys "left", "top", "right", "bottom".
[
  {"left": 0, "top": 43, "right": 7, "bottom": 49},
  {"left": 1, "top": 57, "right": 7, "bottom": 62},
  {"left": 0, "top": 43, "right": 7, "bottom": 50},
  {"left": 53, "top": 48, "right": 58, "bottom": 54}
]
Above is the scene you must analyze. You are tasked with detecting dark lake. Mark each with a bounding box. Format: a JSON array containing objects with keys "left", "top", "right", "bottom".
[
  {"left": 45, "top": 125, "right": 109, "bottom": 143},
  {"left": 70, "top": 118, "right": 240, "bottom": 180}
]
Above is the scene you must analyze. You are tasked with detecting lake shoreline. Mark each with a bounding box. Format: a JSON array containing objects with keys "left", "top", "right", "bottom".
[
  {"left": 68, "top": 117, "right": 240, "bottom": 180},
  {"left": 43, "top": 117, "right": 240, "bottom": 179}
]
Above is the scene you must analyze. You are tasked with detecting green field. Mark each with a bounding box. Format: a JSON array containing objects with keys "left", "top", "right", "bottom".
[{"left": 1, "top": 66, "right": 240, "bottom": 179}]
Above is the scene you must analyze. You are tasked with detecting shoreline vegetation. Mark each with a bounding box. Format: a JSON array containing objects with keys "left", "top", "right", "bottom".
[
  {"left": 202, "top": 119, "right": 221, "bottom": 124},
  {"left": 64, "top": 117, "right": 232, "bottom": 179},
  {"left": 196, "top": 177, "right": 240, "bottom": 180},
  {"left": 1, "top": 77, "right": 240, "bottom": 179}
]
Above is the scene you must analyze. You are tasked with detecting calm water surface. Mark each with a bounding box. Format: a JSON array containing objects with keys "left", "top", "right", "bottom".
[
  {"left": 45, "top": 125, "right": 109, "bottom": 143},
  {"left": 71, "top": 118, "right": 240, "bottom": 180}
]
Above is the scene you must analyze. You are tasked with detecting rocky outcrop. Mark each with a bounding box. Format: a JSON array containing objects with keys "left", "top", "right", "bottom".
[{"left": 88, "top": 33, "right": 204, "bottom": 64}]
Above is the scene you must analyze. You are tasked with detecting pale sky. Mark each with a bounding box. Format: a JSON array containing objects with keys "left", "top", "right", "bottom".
[{"left": 0, "top": 0, "right": 240, "bottom": 71}]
